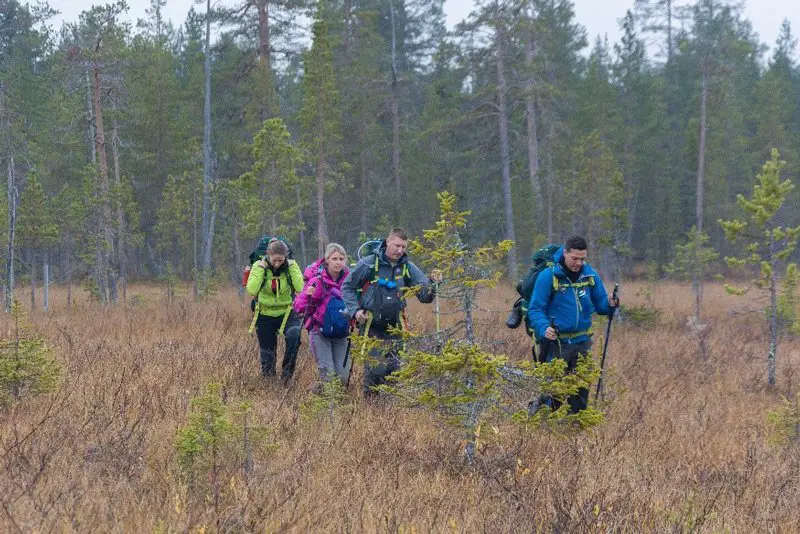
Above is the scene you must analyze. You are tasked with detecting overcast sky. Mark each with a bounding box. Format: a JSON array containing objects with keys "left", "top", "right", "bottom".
[{"left": 52, "top": 0, "right": 800, "bottom": 57}]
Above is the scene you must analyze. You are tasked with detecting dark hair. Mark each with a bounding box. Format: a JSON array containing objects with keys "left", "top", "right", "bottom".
[
  {"left": 266, "top": 238, "right": 289, "bottom": 256},
  {"left": 388, "top": 227, "right": 409, "bottom": 241},
  {"left": 565, "top": 236, "right": 588, "bottom": 252}
]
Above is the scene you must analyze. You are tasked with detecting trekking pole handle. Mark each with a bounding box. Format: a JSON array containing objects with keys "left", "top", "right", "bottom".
[
  {"left": 549, "top": 316, "right": 559, "bottom": 336},
  {"left": 611, "top": 283, "right": 620, "bottom": 309}
]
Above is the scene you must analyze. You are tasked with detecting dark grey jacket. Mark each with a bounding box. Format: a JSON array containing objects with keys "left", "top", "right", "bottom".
[{"left": 341, "top": 243, "right": 434, "bottom": 325}]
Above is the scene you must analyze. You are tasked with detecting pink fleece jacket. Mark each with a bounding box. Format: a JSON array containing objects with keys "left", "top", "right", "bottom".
[{"left": 293, "top": 258, "right": 350, "bottom": 330}]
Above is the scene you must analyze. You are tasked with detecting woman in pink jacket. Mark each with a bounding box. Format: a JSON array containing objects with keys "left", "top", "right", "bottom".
[{"left": 293, "top": 243, "right": 352, "bottom": 386}]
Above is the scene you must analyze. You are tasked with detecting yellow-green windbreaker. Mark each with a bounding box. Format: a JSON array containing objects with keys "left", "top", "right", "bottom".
[{"left": 245, "top": 260, "right": 304, "bottom": 317}]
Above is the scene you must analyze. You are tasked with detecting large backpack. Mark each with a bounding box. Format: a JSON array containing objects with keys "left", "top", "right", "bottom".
[
  {"left": 356, "top": 238, "right": 413, "bottom": 328},
  {"left": 506, "top": 244, "right": 560, "bottom": 336},
  {"left": 243, "top": 236, "right": 295, "bottom": 312}
]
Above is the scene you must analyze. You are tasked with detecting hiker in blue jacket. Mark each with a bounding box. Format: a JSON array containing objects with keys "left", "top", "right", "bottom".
[{"left": 528, "top": 235, "right": 618, "bottom": 413}]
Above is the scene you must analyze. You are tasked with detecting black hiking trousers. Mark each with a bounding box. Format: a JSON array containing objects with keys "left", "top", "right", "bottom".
[
  {"left": 362, "top": 325, "right": 402, "bottom": 396},
  {"left": 255, "top": 311, "right": 301, "bottom": 378},
  {"left": 536, "top": 339, "right": 592, "bottom": 414}
]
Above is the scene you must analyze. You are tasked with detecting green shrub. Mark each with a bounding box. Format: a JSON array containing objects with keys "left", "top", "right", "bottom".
[{"left": 0, "top": 300, "right": 60, "bottom": 406}]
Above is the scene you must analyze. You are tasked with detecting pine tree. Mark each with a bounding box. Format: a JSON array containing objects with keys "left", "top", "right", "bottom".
[
  {"left": 233, "top": 118, "right": 302, "bottom": 246},
  {"left": 15, "top": 173, "right": 58, "bottom": 310},
  {"left": 719, "top": 149, "right": 800, "bottom": 387},
  {"left": 299, "top": 10, "right": 342, "bottom": 256}
]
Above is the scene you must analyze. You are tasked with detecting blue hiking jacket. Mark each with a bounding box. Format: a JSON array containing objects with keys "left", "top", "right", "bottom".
[{"left": 527, "top": 247, "right": 613, "bottom": 343}]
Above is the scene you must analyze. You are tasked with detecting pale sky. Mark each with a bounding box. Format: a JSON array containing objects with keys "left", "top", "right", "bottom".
[{"left": 51, "top": 0, "right": 800, "bottom": 57}]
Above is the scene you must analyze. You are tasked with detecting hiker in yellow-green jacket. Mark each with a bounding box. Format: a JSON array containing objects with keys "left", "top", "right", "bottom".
[{"left": 246, "top": 239, "right": 304, "bottom": 382}]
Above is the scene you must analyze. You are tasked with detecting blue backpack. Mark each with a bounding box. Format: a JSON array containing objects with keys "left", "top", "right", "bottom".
[{"left": 321, "top": 293, "right": 350, "bottom": 338}]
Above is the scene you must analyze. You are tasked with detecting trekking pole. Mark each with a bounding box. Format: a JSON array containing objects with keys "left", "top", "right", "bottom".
[
  {"left": 595, "top": 283, "right": 619, "bottom": 401},
  {"left": 543, "top": 316, "right": 560, "bottom": 363}
]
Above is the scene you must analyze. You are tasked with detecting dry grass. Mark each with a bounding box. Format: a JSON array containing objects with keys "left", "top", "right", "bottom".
[{"left": 1, "top": 281, "right": 799, "bottom": 532}]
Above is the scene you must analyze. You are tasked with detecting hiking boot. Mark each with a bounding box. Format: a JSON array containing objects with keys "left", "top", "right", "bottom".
[
  {"left": 260, "top": 349, "right": 276, "bottom": 377},
  {"left": 280, "top": 374, "right": 293, "bottom": 388}
]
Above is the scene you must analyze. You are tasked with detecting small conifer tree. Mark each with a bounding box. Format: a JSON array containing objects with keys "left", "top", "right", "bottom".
[
  {"left": 175, "top": 383, "right": 274, "bottom": 522},
  {"left": 0, "top": 300, "right": 60, "bottom": 405},
  {"left": 719, "top": 149, "right": 800, "bottom": 386},
  {"left": 352, "top": 192, "right": 603, "bottom": 463}
]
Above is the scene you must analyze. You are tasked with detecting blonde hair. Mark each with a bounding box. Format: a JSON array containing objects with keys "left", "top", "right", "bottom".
[{"left": 324, "top": 243, "right": 347, "bottom": 260}]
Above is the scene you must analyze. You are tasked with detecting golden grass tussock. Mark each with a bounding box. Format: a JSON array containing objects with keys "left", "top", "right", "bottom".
[{"left": 1, "top": 281, "right": 799, "bottom": 532}]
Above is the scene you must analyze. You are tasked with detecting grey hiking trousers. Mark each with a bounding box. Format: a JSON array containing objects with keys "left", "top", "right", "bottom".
[{"left": 309, "top": 328, "right": 352, "bottom": 385}]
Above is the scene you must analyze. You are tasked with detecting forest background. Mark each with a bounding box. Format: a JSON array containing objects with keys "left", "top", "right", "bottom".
[
  {"left": 2, "top": 0, "right": 800, "bottom": 301},
  {"left": 3, "top": 1, "right": 800, "bottom": 530}
]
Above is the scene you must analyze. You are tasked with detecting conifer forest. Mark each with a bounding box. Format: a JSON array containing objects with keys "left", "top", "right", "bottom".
[
  {"left": 2, "top": 0, "right": 800, "bottom": 531},
  {"left": 2, "top": 0, "right": 799, "bottom": 295}
]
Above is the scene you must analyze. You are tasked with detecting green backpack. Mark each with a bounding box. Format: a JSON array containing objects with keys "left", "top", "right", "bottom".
[{"left": 506, "top": 243, "right": 560, "bottom": 335}]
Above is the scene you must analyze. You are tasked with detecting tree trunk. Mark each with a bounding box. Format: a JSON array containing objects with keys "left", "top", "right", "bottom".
[
  {"left": 666, "top": 0, "right": 673, "bottom": 60},
  {"left": 388, "top": 0, "right": 402, "bottom": 220},
  {"left": 524, "top": 28, "right": 543, "bottom": 212},
  {"left": 200, "top": 0, "right": 214, "bottom": 285},
  {"left": 206, "top": 192, "right": 217, "bottom": 271},
  {"left": 92, "top": 61, "right": 116, "bottom": 304},
  {"left": 233, "top": 220, "right": 241, "bottom": 288},
  {"left": 255, "top": 0, "right": 277, "bottom": 119},
  {"left": 360, "top": 125, "right": 369, "bottom": 234},
  {"left": 43, "top": 257, "right": 49, "bottom": 312},
  {"left": 768, "top": 245, "right": 778, "bottom": 387},
  {"left": 112, "top": 119, "right": 127, "bottom": 302},
  {"left": 86, "top": 68, "right": 96, "bottom": 163},
  {"left": 342, "top": 0, "right": 352, "bottom": 51},
  {"left": 257, "top": 0, "right": 271, "bottom": 72},
  {"left": 65, "top": 246, "right": 72, "bottom": 310},
  {"left": 315, "top": 147, "right": 329, "bottom": 257},
  {"left": 296, "top": 185, "right": 307, "bottom": 267},
  {"left": 192, "top": 174, "right": 198, "bottom": 298},
  {"left": 5, "top": 156, "right": 15, "bottom": 312},
  {"left": 30, "top": 250, "right": 35, "bottom": 311},
  {"left": 696, "top": 71, "right": 707, "bottom": 236},
  {"left": 692, "top": 70, "right": 708, "bottom": 320},
  {"left": 496, "top": 27, "right": 517, "bottom": 281}
]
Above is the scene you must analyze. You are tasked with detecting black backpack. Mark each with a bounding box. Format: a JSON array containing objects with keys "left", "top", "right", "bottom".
[
  {"left": 356, "top": 239, "right": 414, "bottom": 328},
  {"left": 506, "top": 244, "right": 560, "bottom": 335}
]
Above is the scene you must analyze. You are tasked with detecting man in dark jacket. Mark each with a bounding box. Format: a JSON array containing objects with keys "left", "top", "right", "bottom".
[
  {"left": 342, "top": 227, "right": 441, "bottom": 396},
  {"left": 528, "top": 235, "right": 618, "bottom": 413}
]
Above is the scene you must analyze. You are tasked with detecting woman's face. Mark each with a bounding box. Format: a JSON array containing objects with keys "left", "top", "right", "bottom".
[
  {"left": 326, "top": 251, "right": 346, "bottom": 276},
  {"left": 268, "top": 254, "right": 286, "bottom": 269}
]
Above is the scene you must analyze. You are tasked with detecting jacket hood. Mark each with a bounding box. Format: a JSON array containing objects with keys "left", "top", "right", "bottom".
[{"left": 304, "top": 258, "right": 348, "bottom": 288}]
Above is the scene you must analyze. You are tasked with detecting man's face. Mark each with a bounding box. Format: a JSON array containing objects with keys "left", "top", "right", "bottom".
[
  {"left": 563, "top": 248, "right": 587, "bottom": 273},
  {"left": 385, "top": 235, "right": 408, "bottom": 262}
]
